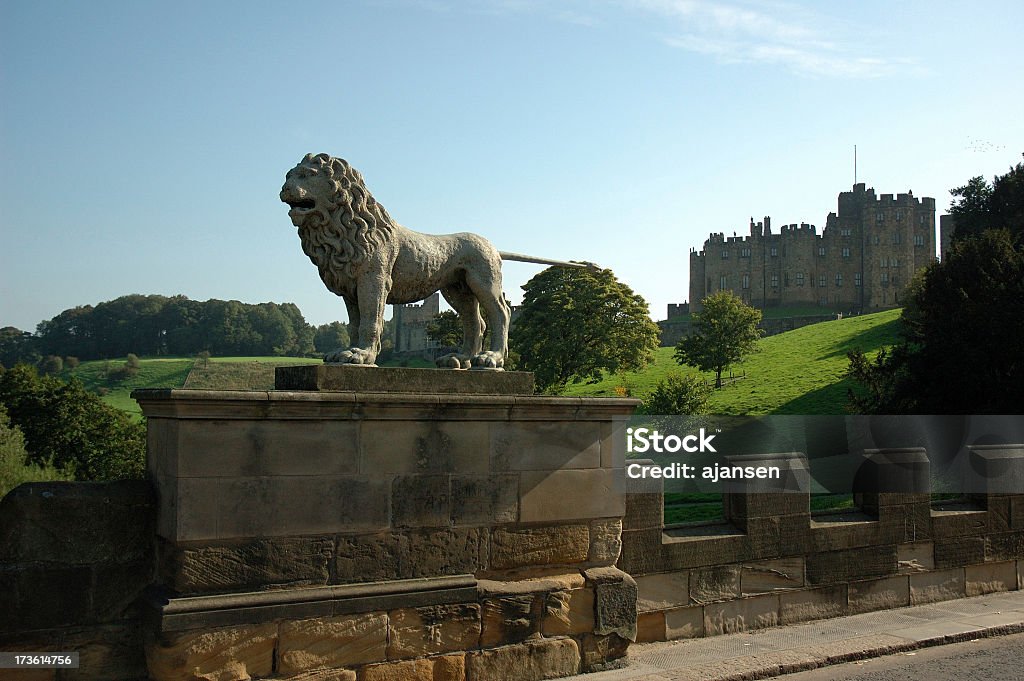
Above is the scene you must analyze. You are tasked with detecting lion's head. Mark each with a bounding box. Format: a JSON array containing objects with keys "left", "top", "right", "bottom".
[{"left": 280, "top": 153, "right": 396, "bottom": 282}]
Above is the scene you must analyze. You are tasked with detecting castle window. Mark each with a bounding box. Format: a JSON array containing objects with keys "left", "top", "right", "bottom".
[
  {"left": 770, "top": 246, "right": 778, "bottom": 257},
  {"left": 742, "top": 274, "right": 750, "bottom": 289},
  {"left": 720, "top": 275, "right": 727, "bottom": 290},
  {"left": 784, "top": 273, "right": 790, "bottom": 287},
  {"left": 835, "top": 273, "right": 843, "bottom": 287},
  {"left": 855, "top": 272, "right": 862, "bottom": 287},
  {"left": 819, "top": 275, "right": 826, "bottom": 288},
  {"left": 880, "top": 257, "right": 888, "bottom": 268},
  {"left": 741, "top": 247, "right": 751, "bottom": 257},
  {"left": 895, "top": 210, "right": 902, "bottom": 222},
  {"left": 876, "top": 211, "right": 884, "bottom": 223},
  {"left": 841, "top": 228, "right": 852, "bottom": 237},
  {"left": 881, "top": 272, "right": 889, "bottom": 284},
  {"left": 872, "top": 234, "right": 881, "bottom": 245},
  {"left": 796, "top": 272, "right": 805, "bottom": 286},
  {"left": 771, "top": 273, "right": 779, "bottom": 288},
  {"left": 919, "top": 214, "right": 926, "bottom": 225},
  {"left": 722, "top": 249, "right": 729, "bottom": 259},
  {"left": 892, "top": 232, "right": 902, "bottom": 245},
  {"left": 914, "top": 234, "right": 925, "bottom": 246},
  {"left": 818, "top": 246, "right": 826, "bottom": 257},
  {"left": 842, "top": 247, "right": 851, "bottom": 258}
]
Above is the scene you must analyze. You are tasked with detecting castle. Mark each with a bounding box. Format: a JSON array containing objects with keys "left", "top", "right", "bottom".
[
  {"left": 392, "top": 292, "right": 442, "bottom": 356},
  {"left": 688, "top": 183, "right": 937, "bottom": 312}
]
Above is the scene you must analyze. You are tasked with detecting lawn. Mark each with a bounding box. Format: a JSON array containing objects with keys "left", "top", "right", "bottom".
[{"left": 564, "top": 308, "right": 902, "bottom": 416}]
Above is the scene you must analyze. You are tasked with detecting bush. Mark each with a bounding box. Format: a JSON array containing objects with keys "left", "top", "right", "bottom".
[
  {"left": 640, "top": 373, "right": 712, "bottom": 416},
  {"left": 40, "top": 355, "right": 63, "bottom": 375},
  {"left": 0, "top": 365, "right": 145, "bottom": 481},
  {"left": 64, "top": 356, "right": 80, "bottom": 370},
  {"left": 0, "top": 405, "right": 71, "bottom": 498}
]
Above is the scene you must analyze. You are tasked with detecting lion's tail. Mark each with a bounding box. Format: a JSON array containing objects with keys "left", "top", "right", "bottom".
[{"left": 499, "top": 252, "right": 597, "bottom": 269}]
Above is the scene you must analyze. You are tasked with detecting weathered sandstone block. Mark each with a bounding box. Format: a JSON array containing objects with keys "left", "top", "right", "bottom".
[
  {"left": 145, "top": 623, "right": 276, "bottom": 681},
  {"left": 387, "top": 604, "right": 481, "bottom": 659},
  {"left": 490, "top": 526, "right": 589, "bottom": 569},
  {"left": 480, "top": 595, "right": 541, "bottom": 647},
  {"left": 542, "top": 588, "right": 595, "bottom": 636},
  {"left": 465, "top": 639, "right": 580, "bottom": 681},
  {"left": 584, "top": 567, "right": 637, "bottom": 641},
  {"left": 278, "top": 613, "right": 387, "bottom": 674}
]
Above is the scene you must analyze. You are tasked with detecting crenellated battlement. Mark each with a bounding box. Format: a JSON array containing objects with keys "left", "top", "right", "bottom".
[{"left": 689, "top": 182, "right": 937, "bottom": 311}]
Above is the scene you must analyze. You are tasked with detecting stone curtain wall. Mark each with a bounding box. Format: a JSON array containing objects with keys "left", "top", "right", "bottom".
[
  {"left": 0, "top": 481, "right": 156, "bottom": 681},
  {"left": 136, "top": 388, "right": 639, "bottom": 681},
  {"left": 623, "top": 446, "right": 1024, "bottom": 643},
  {"left": 2, "top": 416, "right": 1022, "bottom": 680}
]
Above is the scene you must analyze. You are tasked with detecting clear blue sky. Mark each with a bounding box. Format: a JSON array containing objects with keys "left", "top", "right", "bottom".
[{"left": 2, "top": 0, "right": 1022, "bottom": 332}]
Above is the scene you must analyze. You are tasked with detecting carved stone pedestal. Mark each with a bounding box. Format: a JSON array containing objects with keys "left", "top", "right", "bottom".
[{"left": 134, "top": 368, "right": 638, "bottom": 680}]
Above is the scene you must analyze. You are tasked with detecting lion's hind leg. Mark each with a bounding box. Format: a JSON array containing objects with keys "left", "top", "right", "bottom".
[
  {"left": 436, "top": 285, "right": 484, "bottom": 370},
  {"left": 464, "top": 269, "right": 509, "bottom": 370}
]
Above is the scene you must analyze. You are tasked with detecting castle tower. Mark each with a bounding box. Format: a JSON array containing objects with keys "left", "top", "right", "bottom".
[{"left": 687, "top": 184, "right": 936, "bottom": 313}]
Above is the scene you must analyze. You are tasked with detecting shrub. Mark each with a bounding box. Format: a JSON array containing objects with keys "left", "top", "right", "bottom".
[
  {"left": 0, "top": 365, "right": 145, "bottom": 481},
  {"left": 0, "top": 405, "right": 72, "bottom": 498},
  {"left": 640, "top": 373, "right": 712, "bottom": 416}
]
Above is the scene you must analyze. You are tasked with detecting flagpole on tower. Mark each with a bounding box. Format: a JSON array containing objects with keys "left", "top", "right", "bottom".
[{"left": 854, "top": 144, "right": 857, "bottom": 184}]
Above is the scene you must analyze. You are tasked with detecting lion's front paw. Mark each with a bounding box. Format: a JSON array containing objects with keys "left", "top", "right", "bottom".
[
  {"left": 324, "top": 347, "right": 377, "bottom": 366},
  {"left": 436, "top": 353, "right": 471, "bottom": 370},
  {"left": 470, "top": 351, "right": 504, "bottom": 370}
]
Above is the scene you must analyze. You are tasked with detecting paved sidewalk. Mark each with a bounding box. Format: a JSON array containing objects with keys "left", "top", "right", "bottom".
[{"left": 574, "top": 590, "right": 1024, "bottom": 681}]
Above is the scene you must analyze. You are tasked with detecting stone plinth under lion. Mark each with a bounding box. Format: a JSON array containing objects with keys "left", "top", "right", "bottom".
[{"left": 281, "top": 152, "right": 588, "bottom": 371}]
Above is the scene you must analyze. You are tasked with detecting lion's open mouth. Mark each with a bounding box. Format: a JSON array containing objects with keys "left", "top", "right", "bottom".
[{"left": 287, "top": 198, "right": 316, "bottom": 211}]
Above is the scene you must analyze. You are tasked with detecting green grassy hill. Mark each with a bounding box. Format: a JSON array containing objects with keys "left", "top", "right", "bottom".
[
  {"left": 62, "top": 356, "right": 319, "bottom": 418},
  {"left": 183, "top": 356, "right": 319, "bottom": 390},
  {"left": 60, "top": 308, "right": 901, "bottom": 420},
  {"left": 61, "top": 358, "right": 195, "bottom": 419},
  {"left": 565, "top": 308, "right": 902, "bottom": 415},
  {"left": 64, "top": 354, "right": 429, "bottom": 416}
]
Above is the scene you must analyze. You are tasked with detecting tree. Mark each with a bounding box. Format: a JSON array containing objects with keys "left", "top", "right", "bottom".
[
  {"left": 510, "top": 266, "right": 660, "bottom": 394},
  {"left": 0, "top": 327, "right": 40, "bottom": 368},
  {"left": 425, "top": 311, "right": 463, "bottom": 349},
  {"left": 992, "top": 155, "right": 1024, "bottom": 242},
  {"left": 848, "top": 228, "right": 1024, "bottom": 413},
  {"left": 314, "top": 322, "right": 351, "bottom": 354},
  {"left": 40, "top": 355, "right": 63, "bottom": 376},
  {"left": 949, "top": 154, "right": 1024, "bottom": 244},
  {"left": 675, "top": 291, "right": 763, "bottom": 388},
  {"left": 0, "top": 405, "right": 71, "bottom": 498},
  {"left": 949, "top": 175, "right": 995, "bottom": 242},
  {"left": 0, "top": 365, "right": 146, "bottom": 480}
]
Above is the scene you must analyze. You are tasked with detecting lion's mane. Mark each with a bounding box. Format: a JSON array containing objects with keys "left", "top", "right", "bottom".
[{"left": 293, "top": 153, "right": 396, "bottom": 282}]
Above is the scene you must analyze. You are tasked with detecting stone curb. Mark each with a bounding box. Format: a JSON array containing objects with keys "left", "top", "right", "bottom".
[{"left": 639, "top": 622, "right": 1024, "bottom": 681}]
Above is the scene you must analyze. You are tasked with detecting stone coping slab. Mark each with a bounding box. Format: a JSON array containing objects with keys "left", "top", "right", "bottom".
[
  {"left": 146, "top": 574, "right": 478, "bottom": 633},
  {"left": 275, "top": 364, "right": 536, "bottom": 395},
  {"left": 131, "top": 388, "right": 639, "bottom": 420}
]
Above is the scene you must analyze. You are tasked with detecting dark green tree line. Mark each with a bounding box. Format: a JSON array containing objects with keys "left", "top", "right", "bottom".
[{"left": 29, "top": 294, "right": 319, "bottom": 360}]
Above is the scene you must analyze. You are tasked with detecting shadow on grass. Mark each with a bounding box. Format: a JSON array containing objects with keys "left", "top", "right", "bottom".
[
  {"left": 772, "top": 379, "right": 858, "bottom": 415},
  {"left": 817, "top": 317, "right": 902, "bottom": 361}
]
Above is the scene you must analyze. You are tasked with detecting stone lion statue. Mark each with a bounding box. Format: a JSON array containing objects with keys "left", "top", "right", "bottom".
[{"left": 281, "top": 153, "right": 585, "bottom": 369}]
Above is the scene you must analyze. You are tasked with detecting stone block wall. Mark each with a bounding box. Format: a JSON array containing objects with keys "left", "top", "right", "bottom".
[
  {"left": 135, "top": 388, "right": 639, "bottom": 680},
  {"left": 0, "top": 481, "right": 156, "bottom": 681},
  {"left": 624, "top": 446, "right": 1024, "bottom": 643}
]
